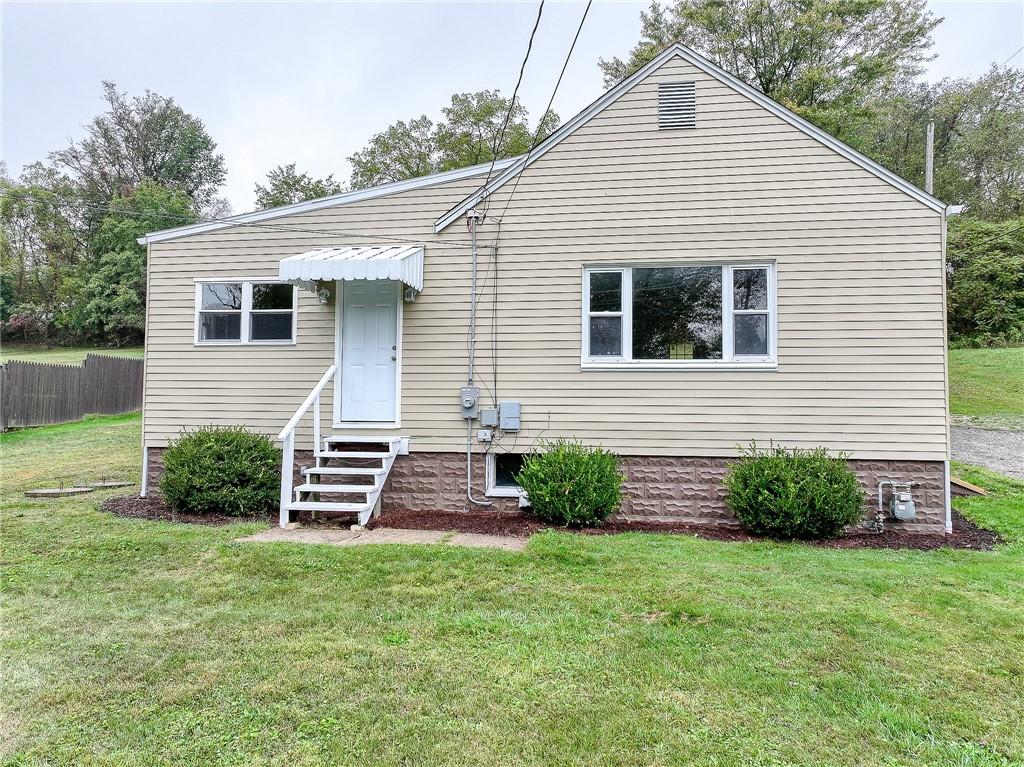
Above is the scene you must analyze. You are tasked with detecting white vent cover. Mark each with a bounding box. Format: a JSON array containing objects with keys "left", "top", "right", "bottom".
[{"left": 659, "top": 81, "right": 696, "bottom": 129}]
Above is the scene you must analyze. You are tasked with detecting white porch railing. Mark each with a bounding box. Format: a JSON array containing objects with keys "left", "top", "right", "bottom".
[{"left": 277, "top": 364, "right": 336, "bottom": 527}]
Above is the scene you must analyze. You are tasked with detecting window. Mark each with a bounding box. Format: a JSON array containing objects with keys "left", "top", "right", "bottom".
[
  {"left": 582, "top": 264, "right": 775, "bottom": 368},
  {"left": 487, "top": 452, "right": 526, "bottom": 497},
  {"left": 195, "top": 280, "right": 296, "bottom": 344}
]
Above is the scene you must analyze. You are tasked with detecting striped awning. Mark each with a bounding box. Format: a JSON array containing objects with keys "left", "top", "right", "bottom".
[{"left": 279, "top": 245, "right": 424, "bottom": 291}]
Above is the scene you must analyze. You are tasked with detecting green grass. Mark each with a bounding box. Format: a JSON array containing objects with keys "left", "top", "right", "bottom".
[
  {"left": 2, "top": 417, "right": 1024, "bottom": 766},
  {"left": 949, "top": 347, "right": 1023, "bottom": 426},
  {"left": 0, "top": 343, "right": 144, "bottom": 364}
]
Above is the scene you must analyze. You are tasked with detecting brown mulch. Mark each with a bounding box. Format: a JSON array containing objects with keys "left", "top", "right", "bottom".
[
  {"left": 368, "top": 508, "right": 998, "bottom": 551},
  {"left": 101, "top": 494, "right": 998, "bottom": 551},
  {"left": 101, "top": 494, "right": 275, "bottom": 527}
]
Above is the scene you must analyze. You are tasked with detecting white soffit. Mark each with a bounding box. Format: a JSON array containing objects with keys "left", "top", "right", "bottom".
[{"left": 279, "top": 245, "right": 425, "bottom": 291}]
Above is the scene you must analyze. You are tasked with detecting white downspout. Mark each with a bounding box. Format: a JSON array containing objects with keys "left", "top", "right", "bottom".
[{"left": 942, "top": 204, "right": 964, "bottom": 533}]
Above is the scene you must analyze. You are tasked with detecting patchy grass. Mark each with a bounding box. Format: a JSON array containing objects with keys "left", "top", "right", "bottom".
[
  {"left": 2, "top": 417, "right": 1023, "bottom": 766},
  {"left": 0, "top": 343, "right": 144, "bottom": 364},
  {"left": 949, "top": 347, "right": 1024, "bottom": 428},
  {"left": 953, "top": 461, "right": 1024, "bottom": 545}
]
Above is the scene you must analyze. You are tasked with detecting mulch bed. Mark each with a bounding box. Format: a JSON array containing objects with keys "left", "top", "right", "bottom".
[
  {"left": 101, "top": 494, "right": 998, "bottom": 550},
  {"left": 369, "top": 508, "right": 998, "bottom": 551},
  {"left": 101, "top": 494, "right": 275, "bottom": 527}
]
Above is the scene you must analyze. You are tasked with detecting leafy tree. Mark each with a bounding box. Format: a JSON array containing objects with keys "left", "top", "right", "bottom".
[
  {"left": 946, "top": 216, "right": 1024, "bottom": 347},
  {"left": 855, "top": 67, "right": 1024, "bottom": 219},
  {"left": 58, "top": 182, "right": 196, "bottom": 344},
  {"left": 0, "top": 272, "right": 14, "bottom": 324},
  {"left": 600, "top": 0, "right": 939, "bottom": 141},
  {"left": 0, "top": 163, "right": 83, "bottom": 337},
  {"left": 49, "top": 81, "right": 226, "bottom": 221},
  {"left": 349, "top": 91, "right": 558, "bottom": 189},
  {"left": 435, "top": 90, "right": 559, "bottom": 171},
  {"left": 253, "top": 163, "right": 345, "bottom": 210}
]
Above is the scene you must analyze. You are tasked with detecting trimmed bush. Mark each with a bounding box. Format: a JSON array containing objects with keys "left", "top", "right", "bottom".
[
  {"left": 515, "top": 440, "right": 623, "bottom": 527},
  {"left": 724, "top": 444, "right": 865, "bottom": 539},
  {"left": 160, "top": 426, "right": 279, "bottom": 516}
]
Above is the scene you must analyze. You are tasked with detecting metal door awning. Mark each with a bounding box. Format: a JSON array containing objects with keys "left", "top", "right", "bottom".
[{"left": 279, "top": 245, "right": 424, "bottom": 291}]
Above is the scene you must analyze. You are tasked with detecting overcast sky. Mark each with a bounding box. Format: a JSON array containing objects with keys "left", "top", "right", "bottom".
[{"left": 3, "top": 0, "right": 1022, "bottom": 212}]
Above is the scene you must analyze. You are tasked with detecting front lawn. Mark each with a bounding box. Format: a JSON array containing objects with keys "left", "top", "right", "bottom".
[{"left": 2, "top": 416, "right": 1023, "bottom": 766}]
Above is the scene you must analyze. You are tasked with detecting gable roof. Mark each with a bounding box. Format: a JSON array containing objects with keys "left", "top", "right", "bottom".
[
  {"left": 138, "top": 156, "right": 520, "bottom": 245},
  {"left": 433, "top": 43, "right": 944, "bottom": 233}
]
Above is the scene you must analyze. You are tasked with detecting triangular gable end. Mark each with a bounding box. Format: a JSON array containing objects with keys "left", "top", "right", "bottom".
[{"left": 433, "top": 42, "right": 944, "bottom": 233}]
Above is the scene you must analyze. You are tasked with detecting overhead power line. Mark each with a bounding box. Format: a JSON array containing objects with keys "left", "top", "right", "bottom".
[
  {"left": 497, "top": 0, "right": 593, "bottom": 225},
  {"left": 1000, "top": 44, "right": 1024, "bottom": 67},
  {"left": 486, "top": 0, "right": 593, "bottom": 403},
  {"left": 477, "top": 0, "right": 546, "bottom": 214}
]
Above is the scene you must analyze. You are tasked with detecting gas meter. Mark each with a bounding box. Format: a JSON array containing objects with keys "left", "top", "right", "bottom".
[{"left": 891, "top": 490, "right": 916, "bottom": 521}]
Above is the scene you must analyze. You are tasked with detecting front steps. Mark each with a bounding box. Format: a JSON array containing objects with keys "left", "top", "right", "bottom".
[{"left": 285, "top": 436, "right": 404, "bottom": 527}]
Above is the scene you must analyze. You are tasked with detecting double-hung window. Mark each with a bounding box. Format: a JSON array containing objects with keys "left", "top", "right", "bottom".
[
  {"left": 195, "top": 280, "right": 297, "bottom": 344},
  {"left": 583, "top": 263, "right": 775, "bottom": 368}
]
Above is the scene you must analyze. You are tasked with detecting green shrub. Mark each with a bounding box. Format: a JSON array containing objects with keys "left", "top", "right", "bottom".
[
  {"left": 515, "top": 440, "right": 623, "bottom": 527},
  {"left": 724, "top": 444, "right": 865, "bottom": 539},
  {"left": 160, "top": 426, "right": 279, "bottom": 516}
]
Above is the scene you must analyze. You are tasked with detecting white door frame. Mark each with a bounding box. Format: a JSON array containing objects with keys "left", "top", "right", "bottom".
[{"left": 333, "top": 279, "right": 403, "bottom": 428}]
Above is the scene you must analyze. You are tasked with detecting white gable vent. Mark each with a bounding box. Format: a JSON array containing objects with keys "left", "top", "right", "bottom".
[{"left": 659, "top": 81, "right": 696, "bottom": 129}]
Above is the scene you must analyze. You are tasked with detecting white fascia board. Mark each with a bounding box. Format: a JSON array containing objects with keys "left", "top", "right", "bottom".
[
  {"left": 138, "top": 157, "right": 520, "bottom": 245},
  {"left": 433, "top": 43, "right": 944, "bottom": 233}
]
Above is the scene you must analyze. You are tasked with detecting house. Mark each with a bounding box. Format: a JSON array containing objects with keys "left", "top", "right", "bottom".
[{"left": 138, "top": 43, "right": 954, "bottom": 533}]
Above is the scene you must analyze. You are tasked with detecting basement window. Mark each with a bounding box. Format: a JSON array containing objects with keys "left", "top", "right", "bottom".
[
  {"left": 195, "top": 280, "right": 297, "bottom": 345},
  {"left": 487, "top": 452, "right": 527, "bottom": 497},
  {"left": 582, "top": 264, "right": 775, "bottom": 369}
]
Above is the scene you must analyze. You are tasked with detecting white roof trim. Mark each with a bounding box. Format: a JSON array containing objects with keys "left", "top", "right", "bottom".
[
  {"left": 138, "top": 157, "right": 520, "bottom": 245},
  {"left": 279, "top": 245, "right": 425, "bottom": 291},
  {"left": 434, "top": 43, "right": 944, "bottom": 233}
]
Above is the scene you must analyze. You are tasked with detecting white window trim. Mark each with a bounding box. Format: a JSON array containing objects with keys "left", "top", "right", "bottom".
[
  {"left": 485, "top": 451, "right": 526, "bottom": 498},
  {"left": 581, "top": 262, "right": 777, "bottom": 371},
  {"left": 193, "top": 278, "right": 298, "bottom": 346}
]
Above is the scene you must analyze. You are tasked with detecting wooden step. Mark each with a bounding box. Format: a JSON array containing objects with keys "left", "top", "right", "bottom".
[
  {"left": 303, "top": 466, "right": 385, "bottom": 476},
  {"left": 286, "top": 501, "right": 369, "bottom": 513},
  {"left": 296, "top": 483, "right": 376, "bottom": 494}
]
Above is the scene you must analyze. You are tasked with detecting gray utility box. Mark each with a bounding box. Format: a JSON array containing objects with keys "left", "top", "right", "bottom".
[
  {"left": 479, "top": 407, "right": 499, "bottom": 428},
  {"left": 498, "top": 401, "right": 521, "bottom": 431}
]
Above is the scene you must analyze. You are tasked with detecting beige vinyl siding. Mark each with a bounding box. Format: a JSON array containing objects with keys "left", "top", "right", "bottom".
[{"left": 143, "top": 55, "right": 948, "bottom": 461}]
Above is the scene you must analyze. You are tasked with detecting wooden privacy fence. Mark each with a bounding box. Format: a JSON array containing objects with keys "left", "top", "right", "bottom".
[{"left": 0, "top": 354, "right": 144, "bottom": 430}]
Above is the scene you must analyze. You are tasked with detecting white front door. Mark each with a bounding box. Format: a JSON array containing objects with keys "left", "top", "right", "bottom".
[{"left": 340, "top": 280, "right": 399, "bottom": 422}]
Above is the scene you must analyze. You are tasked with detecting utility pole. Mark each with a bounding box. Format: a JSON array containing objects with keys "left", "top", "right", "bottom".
[{"left": 925, "top": 120, "right": 935, "bottom": 194}]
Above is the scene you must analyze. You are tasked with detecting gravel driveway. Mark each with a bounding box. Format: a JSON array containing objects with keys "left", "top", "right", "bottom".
[{"left": 951, "top": 426, "right": 1024, "bottom": 480}]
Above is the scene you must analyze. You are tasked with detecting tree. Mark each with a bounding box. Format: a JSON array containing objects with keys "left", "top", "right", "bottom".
[
  {"left": 435, "top": 90, "right": 559, "bottom": 171},
  {"left": 50, "top": 81, "right": 226, "bottom": 220},
  {"left": 58, "top": 181, "right": 197, "bottom": 344},
  {"left": 851, "top": 67, "right": 1024, "bottom": 219},
  {"left": 348, "top": 91, "right": 558, "bottom": 189},
  {"left": 348, "top": 117, "right": 436, "bottom": 189},
  {"left": 253, "top": 163, "right": 345, "bottom": 210},
  {"left": 0, "top": 163, "right": 84, "bottom": 340},
  {"left": 600, "top": 0, "right": 939, "bottom": 141},
  {"left": 946, "top": 216, "right": 1024, "bottom": 347}
]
